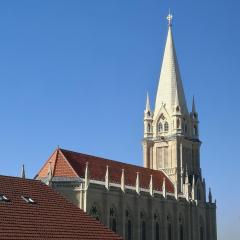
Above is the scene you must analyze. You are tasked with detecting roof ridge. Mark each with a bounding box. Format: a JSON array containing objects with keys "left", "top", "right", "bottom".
[
  {"left": 0, "top": 174, "right": 40, "bottom": 182},
  {"left": 60, "top": 148, "right": 159, "bottom": 173},
  {"left": 60, "top": 148, "right": 171, "bottom": 180}
]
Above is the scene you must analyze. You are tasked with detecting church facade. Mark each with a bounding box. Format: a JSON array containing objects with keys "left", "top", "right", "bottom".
[{"left": 36, "top": 15, "right": 217, "bottom": 240}]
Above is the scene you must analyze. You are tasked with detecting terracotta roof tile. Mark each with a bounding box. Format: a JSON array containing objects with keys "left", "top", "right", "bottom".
[
  {"left": 0, "top": 175, "right": 122, "bottom": 240},
  {"left": 37, "top": 148, "right": 174, "bottom": 193}
]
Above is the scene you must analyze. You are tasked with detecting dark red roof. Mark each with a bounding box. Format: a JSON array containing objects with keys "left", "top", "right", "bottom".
[
  {"left": 37, "top": 148, "right": 174, "bottom": 193},
  {"left": 0, "top": 175, "right": 122, "bottom": 240}
]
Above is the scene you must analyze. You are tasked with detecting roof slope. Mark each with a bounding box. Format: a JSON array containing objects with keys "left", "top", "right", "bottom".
[
  {"left": 0, "top": 175, "right": 122, "bottom": 240},
  {"left": 37, "top": 148, "right": 174, "bottom": 193}
]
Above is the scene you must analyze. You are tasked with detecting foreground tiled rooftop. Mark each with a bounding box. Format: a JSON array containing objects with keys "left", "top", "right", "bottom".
[{"left": 0, "top": 175, "right": 122, "bottom": 240}]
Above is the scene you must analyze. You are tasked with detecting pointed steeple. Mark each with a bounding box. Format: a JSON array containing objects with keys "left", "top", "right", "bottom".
[
  {"left": 208, "top": 188, "right": 212, "bottom": 203},
  {"left": 192, "top": 95, "right": 196, "bottom": 113},
  {"left": 144, "top": 92, "right": 152, "bottom": 119},
  {"left": 144, "top": 92, "right": 153, "bottom": 138},
  {"left": 145, "top": 92, "right": 151, "bottom": 111},
  {"left": 154, "top": 13, "right": 188, "bottom": 117},
  {"left": 21, "top": 164, "right": 25, "bottom": 179}
]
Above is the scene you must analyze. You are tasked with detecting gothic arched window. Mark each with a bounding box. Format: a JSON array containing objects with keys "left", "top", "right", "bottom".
[
  {"left": 164, "top": 122, "right": 169, "bottom": 132},
  {"left": 200, "top": 226, "right": 204, "bottom": 240},
  {"left": 109, "top": 207, "right": 117, "bottom": 233},
  {"left": 147, "top": 123, "right": 151, "bottom": 133},
  {"left": 199, "top": 216, "right": 205, "bottom": 240},
  {"left": 154, "top": 213, "right": 160, "bottom": 240},
  {"left": 197, "top": 186, "right": 201, "bottom": 201},
  {"left": 194, "top": 125, "right": 198, "bottom": 135},
  {"left": 140, "top": 211, "right": 146, "bottom": 240},
  {"left": 155, "top": 222, "right": 160, "bottom": 240},
  {"left": 167, "top": 215, "right": 172, "bottom": 240},
  {"left": 127, "top": 220, "right": 132, "bottom": 240},
  {"left": 158, "top": 122, "right": 163, "bottom": 133},
  {"left": 177, "top": 119, "right": 180, "bottom": 128},
  {"left": 125, "top": 209, "right": 132, "bottom": 240},
  {"left": 141, "top": 221, "right": 146, "bottom": 240},
  {"left": 89, "top": 204, "right": 101, "bottom": 222},
  {"left": 179, "top": 215, "right": 184, "bottom": 240},
  {"left": 180, "top": 225, "right": 184, "bottom": 240},
  {"left": 168, "top": 223, "right": 172, "bottom": 240}
]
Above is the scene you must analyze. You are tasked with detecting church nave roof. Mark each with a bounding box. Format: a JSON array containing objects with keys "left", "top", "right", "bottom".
[{"left": 36, "top": 148, "right": 174, "bottom": 193}]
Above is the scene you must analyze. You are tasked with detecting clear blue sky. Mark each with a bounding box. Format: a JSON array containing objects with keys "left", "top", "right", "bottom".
[{"left": 0, "top": 1, "right": 238, "bottom": 239}]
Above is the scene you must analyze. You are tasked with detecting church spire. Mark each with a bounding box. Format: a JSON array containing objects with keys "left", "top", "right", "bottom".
[{"left": 154, "top": 13, "right": 188, "bottom": 117}]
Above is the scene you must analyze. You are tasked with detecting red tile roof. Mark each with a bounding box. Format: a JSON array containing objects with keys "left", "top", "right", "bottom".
[
  {"left": 0, "top": 175, "right": 122, "bottom": 240},
  {"left": 37, "top": 148, "right": 174, "bottom": 193}
]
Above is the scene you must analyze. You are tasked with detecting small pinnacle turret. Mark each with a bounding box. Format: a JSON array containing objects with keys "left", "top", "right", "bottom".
[
  {"left": 192, "top": 96, "right": 196, "bottom": 113},
  {"left": 145, "top": 92, "right": 151, "bottom": 112},
  {"left": 190, "top": 96, "right": 199, "bottom": 138},
  {"left": 144, "top": 92, "right": 153, "bottom": 138},
  {"left": 208, "top": 188, "right": 213, "bottom": 203},
  {"left": 21, "top": 164, "right": 25, "bottom": 179}
]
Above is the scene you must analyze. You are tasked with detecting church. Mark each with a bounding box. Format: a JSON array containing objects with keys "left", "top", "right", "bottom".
[{"left": 36, "top": 14, "right": 217, "bottom": 240}]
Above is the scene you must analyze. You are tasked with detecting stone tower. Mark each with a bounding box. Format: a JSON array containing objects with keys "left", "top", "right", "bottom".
[{"left": 143, "top": 14, "right": 202, "bottom": 194}]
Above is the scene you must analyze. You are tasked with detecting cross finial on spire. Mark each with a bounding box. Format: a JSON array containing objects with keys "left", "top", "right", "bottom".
[{"left": 167, "top": 10, "right": 173, "bottom": 26}]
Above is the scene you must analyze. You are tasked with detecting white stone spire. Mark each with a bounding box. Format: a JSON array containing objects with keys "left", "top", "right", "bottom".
[{"left": 154, "top": 14, "right": 188, "bottom": 116}]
